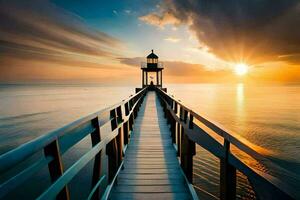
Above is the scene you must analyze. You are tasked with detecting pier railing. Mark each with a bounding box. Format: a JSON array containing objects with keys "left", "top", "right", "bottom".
[
  {"left": 156, "top": 87, "right": 297, "bottom": 200},
  {"left": 0, "top": 87, "right": 147, "bottom": 200}
]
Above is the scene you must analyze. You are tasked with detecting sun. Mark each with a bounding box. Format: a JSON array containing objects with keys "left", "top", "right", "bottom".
[{"left": 234, "top": 63, "right": 249, "bottom": 76}]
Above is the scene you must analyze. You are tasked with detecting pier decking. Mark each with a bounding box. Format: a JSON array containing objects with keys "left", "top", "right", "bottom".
[{"left": 110, "top": 92, "right": 191, "bottom": 199}]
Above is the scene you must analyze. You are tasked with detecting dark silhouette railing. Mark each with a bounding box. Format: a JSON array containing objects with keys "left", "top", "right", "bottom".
[
  {"left": 155, "top": 87, "right": 297, "bottom": 200},
  {"left": 0, "top": 87, "right": 147, "bottom": 200}
]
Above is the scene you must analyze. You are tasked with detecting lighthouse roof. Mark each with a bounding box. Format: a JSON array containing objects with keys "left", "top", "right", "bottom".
[{"left": 147, "top": 50, "right": 158, "bottom": 59}]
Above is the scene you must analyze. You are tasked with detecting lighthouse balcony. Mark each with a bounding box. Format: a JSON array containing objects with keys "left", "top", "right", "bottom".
[{"left": 141, "top": 62, "right": 163, "bottom": 69}]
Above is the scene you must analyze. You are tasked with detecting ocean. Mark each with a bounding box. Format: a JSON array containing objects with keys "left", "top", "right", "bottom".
[{"left": 0, "top": 83, "right": 299, "bottom": 199}]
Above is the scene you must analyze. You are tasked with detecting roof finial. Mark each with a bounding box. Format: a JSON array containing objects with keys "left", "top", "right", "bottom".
[{"left": 151, "top": 49, "right": 153, "bottom": 53}]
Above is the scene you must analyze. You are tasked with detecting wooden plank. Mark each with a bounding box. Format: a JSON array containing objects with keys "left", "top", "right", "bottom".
[
  {"left": 116, "top": 173, "right": 184, "bottom": 180},
  {"left": 110, "top": 193, "right": 191, "bottom": 200},
  {"left": 110, "top": 92, "right": 191, "bottom": 199},
  {"left": 122, "top": 164, "right": 180, "bottom": 169},
  {"left": 117, "top": 179, "right": 185, "bottom": 185},
  {"left": 119, "top": 168, "right": 181, "bottom": 174},
  {"left": 114, "top": 185, "right": 188, "bottom": 193}
]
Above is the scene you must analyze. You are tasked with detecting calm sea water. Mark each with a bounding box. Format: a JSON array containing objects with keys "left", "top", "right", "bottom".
[{"left": 0, "top": 83, "right": 299, "bottom": 199}]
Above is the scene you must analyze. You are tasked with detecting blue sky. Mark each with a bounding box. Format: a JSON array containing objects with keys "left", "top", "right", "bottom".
[
  {"left": 51, "top": 0, "right": 165, "bottom": 56},
  {"left": 50, "top": 0, "right": 220, "bottom": 64}
]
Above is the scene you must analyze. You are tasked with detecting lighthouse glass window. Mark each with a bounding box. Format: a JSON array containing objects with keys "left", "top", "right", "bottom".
[{"left": 147, "top": 58, "right": 157, "bottom": 63}]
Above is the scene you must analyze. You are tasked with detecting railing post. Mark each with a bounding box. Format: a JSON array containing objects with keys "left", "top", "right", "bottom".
[
  {"left": 129, "top": 114, "right": 133, "bottom": 131},
  {"left": 170, "top": 117, "right": 176, "bottom": 144},
  {"left": 220, "top": 140, "right": 236, "bottom": 200},
  {"left": 110, "top": 109, "right": 117, "bottom": 130},
  {"left": 180, "top": 112, "right": 196, "bottom": 183},
  {"left": 177, "top": 106, "right": 184, "bottom": 157},
  {"left": 180, "top": 133, "right": 195, "bottom": 183},
  {"left": 44, "top": 140, "right": 70, "bottom": 200},
  {"left": 123, "top": 121, "right": 129, "bottom": 145},
  {"left": 116, "top": 106, "right": 124, "bottom": 163},
  {"left": 116, "top": 106, "right": 123, "bottom": 123},
  {"left": 176, "top": 122, "right": 181, "bottom": 157},
  {"left": 189, "top": 114, "right": 194, "bottom": 129},
  {"left": 106, "top": 138, "right": 118, "bottom": 183},
  {"left": 125, "top": 102, "right": 129, "bottom": 116},
  {"left": 90, "top": 117, "right": 101, "bottom": 200},
  {"left": 116, "top": 127, "right": 123, "bottom": 165}
]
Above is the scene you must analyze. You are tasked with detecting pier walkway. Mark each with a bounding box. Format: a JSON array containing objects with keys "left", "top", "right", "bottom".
[{"left": 110, "top": 92, "right": 191, "bottom": 199}]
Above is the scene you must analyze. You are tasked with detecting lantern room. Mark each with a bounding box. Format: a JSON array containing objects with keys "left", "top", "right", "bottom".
[
  {"left": 147, "top": 50, "right": 159, "bottom": 68},
  {"left": 141, "top": 50, "right": 164, "bottom": 88}
]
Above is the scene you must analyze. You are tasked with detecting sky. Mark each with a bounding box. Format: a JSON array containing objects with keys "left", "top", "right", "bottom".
[{"left": 0, "top": 0, "right": 300, "bottom": 84}]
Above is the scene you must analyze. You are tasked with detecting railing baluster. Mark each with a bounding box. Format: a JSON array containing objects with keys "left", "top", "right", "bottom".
[
  {"left": 129, "top": 114, "right": 134, "bottom": 131},
  {"left": 44, "top": 140, "right": 70, "bottom": 200},
  {"left": 90, "top": 117, "right": 101, "bottom": 200},
  {"left": 189, "top": 113, "right": 194, "bottom": 129},
  {"left": 170, "top": 117, "right": 176, "bottom": 144},
  {"left": 183, "top": 109, "right": 188, "bottom": 123},
  {"left": 106, "top": 138, "right": 118, "bottom": 183},
  {"left": 124, "top": 103, "right": 129, "bottom": 116},
  {"left": 116, "top": 128, "right": 123, "bottom": 166},
  {"left": 123, "top": 121, "right": 129, "bottom": 145},
  {"left": 220, "top": 140, "right": 236, "bottom": 200},
  {"left": 116, "top": 106, "right": 122, "bottom": 123},
  {"left": 180, "top": 125, "right": 196, "bottom": 183},
  {"left": 110, "top": 109, "right": 117, "bottom": 130},
  {"left": 179, "top": 106, "right": 183, "bottom": 121},
  {"left": 177, "top": 122, "right": 181, "bottom": 157}
]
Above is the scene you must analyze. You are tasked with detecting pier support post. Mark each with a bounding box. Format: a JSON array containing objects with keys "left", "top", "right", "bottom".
[{"left": 220, "top": 140, "right": 236, "bottom": 200}]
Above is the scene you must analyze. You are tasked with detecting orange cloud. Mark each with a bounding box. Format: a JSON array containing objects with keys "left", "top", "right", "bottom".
[{"left": 139, "top": 12, "right": 180, "bottom": 28}]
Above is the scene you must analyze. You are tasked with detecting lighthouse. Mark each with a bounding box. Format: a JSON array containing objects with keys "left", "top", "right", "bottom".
[
  {"left": 136, "top": 50, "right": 166, "bottom": 93},
  {"left": 142, "top": 50, "right": 163, "bottom": 87}
]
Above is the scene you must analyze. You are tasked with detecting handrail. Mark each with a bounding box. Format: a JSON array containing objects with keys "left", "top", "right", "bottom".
[
  {"left": 155, "top": 87, "right": 298, "bottom": 200},
  {"left": 0, "top": 87, "right": 146, "bottom": 172},
  {"left": 0, "top": 87, "right": 148, "bottom": 199}
]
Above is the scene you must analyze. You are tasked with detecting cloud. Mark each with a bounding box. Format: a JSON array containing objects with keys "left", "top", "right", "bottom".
[
  {"left": 124, "top": 10, "right": 131, "bottom": 14},
  {"left": 141, "top": 0, "right": 300, "bottom": 65},
  {"left": 0, "top": 0, "right": 127, "bottom": 83},
  {"left": 164, "top": 37, "right": 181, "bottom": 43},
  {"left": 139, "top": 11, "right": 180, "bottom": 28}
]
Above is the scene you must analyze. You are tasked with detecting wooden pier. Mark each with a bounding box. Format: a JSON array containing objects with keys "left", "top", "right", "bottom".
[
  {"left": 0, "top": 51, "right": 298, "bottom": 200},
  {"left": 110, "top": 91, "right": 193, "bottom": 199}
]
